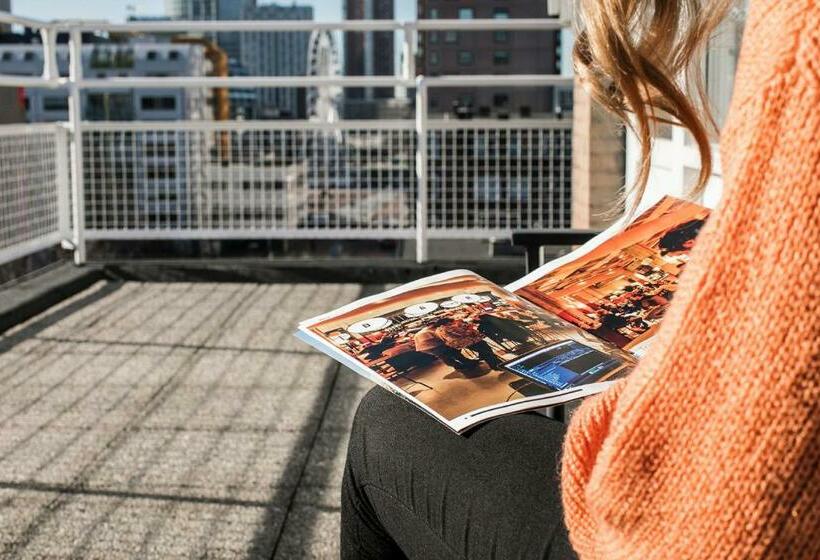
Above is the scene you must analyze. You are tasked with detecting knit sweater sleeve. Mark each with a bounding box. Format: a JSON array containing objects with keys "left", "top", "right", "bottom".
[{"left": 560, "top": 1, "right": 820, "bottom": 558}]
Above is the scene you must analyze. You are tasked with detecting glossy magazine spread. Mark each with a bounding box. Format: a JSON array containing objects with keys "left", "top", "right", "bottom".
[{"left": 296, "top": 196, "right": 710, "bottom": 432}]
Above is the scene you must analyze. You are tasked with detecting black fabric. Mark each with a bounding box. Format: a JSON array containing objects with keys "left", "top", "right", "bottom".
[{"left": 341, "top": 387, "right": 578, "bottom": 560}]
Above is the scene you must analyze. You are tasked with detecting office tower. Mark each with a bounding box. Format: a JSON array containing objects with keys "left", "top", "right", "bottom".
[
  {"left": 344, "top": 0, "right": 394, "bottom": 101},
  {"left": 165, "top": 0, "right": 218, "bottom": 20},
  {"left": 240, "top": 3, "right": 312, "bottom": 119},
  {"left": 418, "top": 0, "right": 559, "bottom": 117}
]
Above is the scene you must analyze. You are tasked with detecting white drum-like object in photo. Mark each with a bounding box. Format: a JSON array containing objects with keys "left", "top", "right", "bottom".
[
  {"left": 348, "top": 317, "right": 392, "bottom": 334},
  {"left": 404, "top": 302, "right": 439, "bottom": 317},
  {"left": 452, "top": 294, "right": 482, "bottom": 304},
  {"left": 440, "top": 300, "right": 462, "bottom": 309}
]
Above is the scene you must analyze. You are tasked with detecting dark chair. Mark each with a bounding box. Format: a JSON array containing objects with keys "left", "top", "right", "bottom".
[{"left": 511, "top": 230, "right": 601, "bottom": 274}]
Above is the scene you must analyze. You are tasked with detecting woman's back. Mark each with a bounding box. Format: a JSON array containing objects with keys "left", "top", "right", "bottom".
[{"left": 561, "top": 1, "right": 819, "bottom": 557}]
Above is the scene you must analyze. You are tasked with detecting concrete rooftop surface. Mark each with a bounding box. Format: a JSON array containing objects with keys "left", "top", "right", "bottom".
[{"left": 0, "top": 280, "right": 370, "bottom": 559}]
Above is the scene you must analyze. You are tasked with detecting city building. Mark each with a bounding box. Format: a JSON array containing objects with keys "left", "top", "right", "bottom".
[
  {"left": 0, "top": 41, "right": 212, "bottom": 229},
  {"left": 165, "top": 0, "right": 219, "bottom": 21},
  {"left": 240, "top": 2, "right": 312, "bottom": 119},
  {"left": 0, "top": 0, "right": 24, "bottom": 124},
  {"left": 417, "top": 0, "right": 560, "bottom": 118},
  {"left": 343, "top": 0, "right": 395, "bottom": 114},
  {"left": 0, "top": 42, "right": 210, "bottom": 122}
]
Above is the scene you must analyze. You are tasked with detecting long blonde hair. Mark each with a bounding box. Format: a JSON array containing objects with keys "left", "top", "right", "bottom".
[{"left": 573, "top": 0, "right": 733, "bottom": 213}]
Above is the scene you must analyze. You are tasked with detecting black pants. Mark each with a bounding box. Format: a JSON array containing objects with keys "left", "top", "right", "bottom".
[
  {"left": 466, "top": 340, "right": 503, "bottom": 370},
  {"left": 341, "top": 387, "right": 577, "bottom": 560}
]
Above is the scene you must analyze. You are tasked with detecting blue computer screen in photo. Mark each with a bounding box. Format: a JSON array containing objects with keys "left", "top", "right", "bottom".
[{"left": 504, "top": 340, "right": 624, "bottom": 391}]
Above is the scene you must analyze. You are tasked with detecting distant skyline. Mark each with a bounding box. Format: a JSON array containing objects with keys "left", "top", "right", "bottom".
[{"left": 9, "top": 1, "right": 415, "bottom": 23}]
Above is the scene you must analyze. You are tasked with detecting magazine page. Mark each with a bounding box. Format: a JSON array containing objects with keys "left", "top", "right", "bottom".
[
  {"left": 509, "top": 196, "right": 711, "bottom": 356},
  {"left": 298, "top": 270, "right": 636, "bottom": 433}
]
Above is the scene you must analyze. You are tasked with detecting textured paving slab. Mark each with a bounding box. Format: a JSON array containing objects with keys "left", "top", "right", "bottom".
[{"left": 0, "top": 281, "right": 370, "bottom": 559}]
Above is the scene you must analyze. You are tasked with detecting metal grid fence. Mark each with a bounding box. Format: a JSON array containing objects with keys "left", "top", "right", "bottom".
[
  {"left": 81, "top": 122, "right": 418, "bottom": 239},
  {"left": 79, "top": 120, "right": 572, "bottom": 241},
  {"left": 0, "top": 124, "right": 68, "bottom": 265},
  {"left": 427, "top": 122, "right": 572, "bottom": 235}
]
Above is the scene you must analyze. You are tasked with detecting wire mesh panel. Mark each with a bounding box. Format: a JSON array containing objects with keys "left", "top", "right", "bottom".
[
  {"left": 427, "top": 121, "right": 573, "bottom": 236},
  {"left": 82, "top": 122, "right": 417, "bottom": 239},
  {"left": 80, "top": 120, "right": 572, "bottom": 242},
  {"left": 0, "top": 124, "right": 67, "bottom": 265}
]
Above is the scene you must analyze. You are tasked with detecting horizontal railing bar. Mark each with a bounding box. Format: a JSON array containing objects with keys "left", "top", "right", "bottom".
[
  {"left": 426, "top": 118, "right": 572, "bottom": 130},
  {"left": 424, "top": 75, "right": 574, "bottom": 87},
  {"left": 74, "top": 74, "right": 572, "bottom": 90},
  {"left": 76, "top": 75, "right": 414, "bottom": 89},
  {"left": 81, "top": 119, "right": 418, "bottom": 131},
  {"left": 0, "top": 122, "right": 65, "bottom": 136},
  {"left": 54, "top": 18, "right": 568, "bottom": 33},
  {"left": 415, "top": 18, "right": 568, "bottom": 31},
  {"left": 0, "top": 11, "right": 48, "bottom": 29},
  {"left": 78, "top": 118, "right": 572, "bottom": 132},
  {"left": 0, "top": 76, "right": 62, "bottom": 88},
  {"left": 84, "top": 229, "right": 557, "bottom": 242},
  {"left": 84, "top": 229, "right": 418, "bottom": 241},
  {"left": 0, "top": 233, "right": 63, "bottom": 267},
  {"left": 428, "top": 230, "right": 517, "bottom": 240}
]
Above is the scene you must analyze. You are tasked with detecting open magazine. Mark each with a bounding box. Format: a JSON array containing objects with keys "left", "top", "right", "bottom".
[{"left": 296, "top": 196, "right": 710, "bottom": 432}]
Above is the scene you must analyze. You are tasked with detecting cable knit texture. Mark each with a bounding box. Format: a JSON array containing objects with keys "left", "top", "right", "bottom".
[{"left": 561, "top": 1, "right": 819, "bottom": 558}]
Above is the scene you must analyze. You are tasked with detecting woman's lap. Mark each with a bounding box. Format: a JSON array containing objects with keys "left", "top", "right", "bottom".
[{"left": 341, "top": 387, "right": 576, "bottom": 560}]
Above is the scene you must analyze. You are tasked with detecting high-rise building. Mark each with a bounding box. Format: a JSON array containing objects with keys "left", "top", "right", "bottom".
[
  {"left": 0, "top": 0, "right": 11, "bottom": 32},
  {"left": 418, "top": 0, "right": 559, "bottom": 117},
  {"left": 165, "top": 0, "right": 218, "bottom": 20},
  {"left": 343, "top": 0, "right": 394, "bottom": 101},
  {"left": 240, "top": 3, "right": 312, "bottom": 119}
]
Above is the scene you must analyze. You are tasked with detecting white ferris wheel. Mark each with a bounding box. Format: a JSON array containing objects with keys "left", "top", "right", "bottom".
[{"left": 306, "top": 30, "right": 342, "bottom": 124}]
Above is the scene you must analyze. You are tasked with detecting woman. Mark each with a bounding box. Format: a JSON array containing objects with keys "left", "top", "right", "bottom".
[{"left": 341, "top": 0, "right": 819, "bottom": 558}]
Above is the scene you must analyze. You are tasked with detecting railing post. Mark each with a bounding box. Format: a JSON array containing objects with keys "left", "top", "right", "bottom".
[
  {"left": 39, "top": 26, "right": 59, "bottom": 82},
  {"left": 68, "top": 29, "right": 86, "bottom": 265},
  {"left": 54, "top": 124, "right": 72, "bottom": 242},
  {"left": 414, "top": 76, "right": 428, "bottom": 264},
  {"left": 402, "top": 22, "right": 416, "bottom": 81}
]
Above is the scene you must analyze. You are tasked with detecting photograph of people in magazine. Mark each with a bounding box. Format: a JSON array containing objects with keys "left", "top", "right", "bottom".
[{"left": 297, "top": 196, "right": 710, "bottom": 433}]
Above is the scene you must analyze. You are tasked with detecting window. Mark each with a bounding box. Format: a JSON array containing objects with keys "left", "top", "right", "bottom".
[
  {"left": 493, "top": 50, "right": 511, "bottom": 65},
  {"left": 23, "top": 51, "right": 36, "bottom": 61},
  {"left": 429, "top": 8, "right": 438, "bottom": 18},
  {"left": 141, "top": 96, "right": 177, "bottom": 111},
  {"left": 429, "top": 31, "right": 439, "bottom": 44},
  {"left": 458, "top": 8, "right": 474, "bottom": 19},
  {"left": 457, "top": 51, "right": 474, "bottom": 66},
  {"left": 444, "top": 31, "right": 458, "bottom": 44},
  {"left": 145, "top": 164, "right": 177, "bottom": 179},
  {"left": 493, "top": 8, "right": 510, "bottom": 18},
  {"left": 1, "top": 52, "right": 12, "bottom": 61},
  {"left": 146, "top": 50, "right": 158, "bottom": 61},
  {"left": 168, "top": 50, "right": 180, "bottom": 60},
  {"left": 430, "top": 51, "right": 440, "bottom": 66},
  {"left": 43, "top": 96, "right": 69, "bottom": 111},
  {"left": 493, "top": 94, "right": 510, "bottom": 107},
  {"left": 494, "top": 30, "right": 509, "bottom": 43}
]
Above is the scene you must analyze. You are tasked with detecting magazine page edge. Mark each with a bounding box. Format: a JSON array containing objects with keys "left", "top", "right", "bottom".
[{"left": 299, "top": 269, "right": 485, "bottom": 328}]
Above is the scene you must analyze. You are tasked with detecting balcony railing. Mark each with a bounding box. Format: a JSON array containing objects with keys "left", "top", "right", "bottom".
[{"left": 0, "top": 11, "right": 574, "bottom": 266}]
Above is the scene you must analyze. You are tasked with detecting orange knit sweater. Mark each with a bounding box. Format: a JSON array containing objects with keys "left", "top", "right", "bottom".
[{"left": 561, "top": 1, "right": 819, "bottom": 558}]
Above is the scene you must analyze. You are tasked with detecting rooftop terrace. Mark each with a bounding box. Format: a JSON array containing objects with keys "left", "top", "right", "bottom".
[{"left": 0, "top": 278, "right": 369, "bottom": 558}]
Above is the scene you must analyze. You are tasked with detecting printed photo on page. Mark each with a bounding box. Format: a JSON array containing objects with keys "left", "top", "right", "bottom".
[
  {"left": 513, "top": 197, "right": 710, "bottom": 355},
  {"left": 297, "top": 271, "right": 636, "bottom": 432}
]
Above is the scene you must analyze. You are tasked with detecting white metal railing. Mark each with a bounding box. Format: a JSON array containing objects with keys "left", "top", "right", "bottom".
[
  {"left": 0, "top": 12, "right": 574, "bottom": 266},
  {"left": 75, "top": 119, "right": 572, "bottom": 242},
  {"left": 0, "top": 124, "right": 70, "bottom": 265}
]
